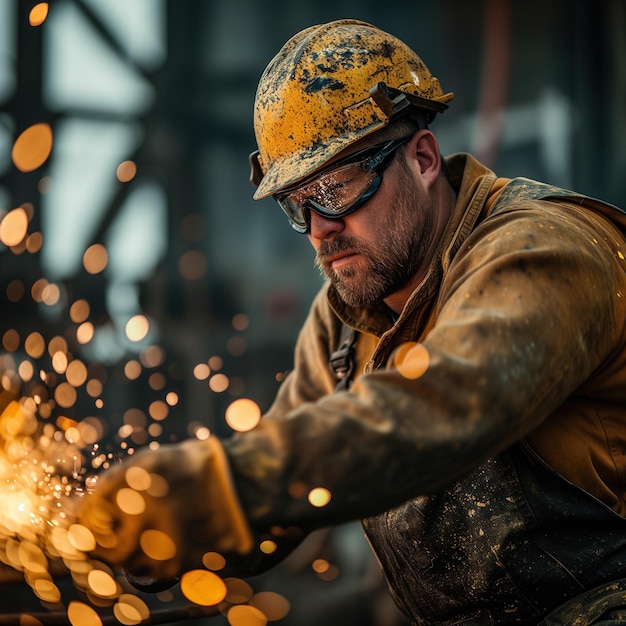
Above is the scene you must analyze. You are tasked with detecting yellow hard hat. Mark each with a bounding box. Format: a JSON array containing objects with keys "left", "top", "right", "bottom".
[{"left": 250, "top": 19, "right": 453, "bottom": 200}]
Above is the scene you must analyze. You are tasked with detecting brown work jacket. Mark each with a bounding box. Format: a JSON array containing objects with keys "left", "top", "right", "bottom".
[{"left": 226, "top": 153, "right": 626, "bottom": 621}]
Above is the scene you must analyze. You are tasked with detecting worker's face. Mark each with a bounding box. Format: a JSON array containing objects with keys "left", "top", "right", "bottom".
[{"left": 309, "top": 139, "right": 435, "bottom": 308}]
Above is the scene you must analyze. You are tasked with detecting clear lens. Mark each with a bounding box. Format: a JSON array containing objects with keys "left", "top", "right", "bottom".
[
  {"left": 297, "top": 162, "right": 376, "bottom": 214},
  {"left": 278, "top": 160, "right": 376, "bottom": 231},
  {"left": 275, "top": 136, "right": 411, "bottom": 233}
]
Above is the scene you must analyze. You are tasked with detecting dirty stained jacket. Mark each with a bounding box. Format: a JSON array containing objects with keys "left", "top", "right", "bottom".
[{"left": 224, "top": 153, "right": 626, "bottom": 624}]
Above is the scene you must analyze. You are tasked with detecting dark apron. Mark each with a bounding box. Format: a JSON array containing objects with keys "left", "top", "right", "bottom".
[{"left": 363, "top": 443, "right": 626, "bottom": 625}]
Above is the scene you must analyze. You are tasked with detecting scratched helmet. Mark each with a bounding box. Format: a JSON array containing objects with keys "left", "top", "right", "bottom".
[{"left": 249, "top": 19, "right": 453, "bottom": 200}]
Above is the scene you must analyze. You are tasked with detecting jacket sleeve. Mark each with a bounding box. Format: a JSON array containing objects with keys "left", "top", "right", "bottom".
[
  {"left": 263, "top": 285, "right": 342, "bottom": 418},
  {"left": 223, "top": 199, "right": 626, "bottom": 537}
]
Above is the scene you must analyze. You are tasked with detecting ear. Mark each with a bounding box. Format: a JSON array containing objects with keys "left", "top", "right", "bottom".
[{"left": 407, "top": 129, "right": 441, "bottom": 190}]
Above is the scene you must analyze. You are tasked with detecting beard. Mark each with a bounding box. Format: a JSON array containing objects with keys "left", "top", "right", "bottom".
[{"left": 314, "top": 171, "right": 435, "bottom": 308}]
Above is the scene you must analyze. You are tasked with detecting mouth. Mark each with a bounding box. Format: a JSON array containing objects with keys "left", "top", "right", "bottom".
[{"left": 324, "top": 251, "right": 358, "bottom": 270}]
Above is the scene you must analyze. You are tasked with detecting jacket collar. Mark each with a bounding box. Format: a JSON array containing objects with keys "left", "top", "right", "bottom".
[{"left": 327, "top": 153, "right": 498, "bottom": 336}]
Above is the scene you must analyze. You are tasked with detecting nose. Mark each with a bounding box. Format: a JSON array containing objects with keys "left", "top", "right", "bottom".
[{"left": 308, "top": 209, "right": 345, "bottom": 242}]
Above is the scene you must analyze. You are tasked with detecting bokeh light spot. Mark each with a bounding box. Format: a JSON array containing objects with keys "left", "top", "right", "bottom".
[
  {"left": 6, "top": 279, "right": 25, "bottom": 303},
  {"left": 148, "top": 372, "right": 166, "bottom": 390},
  {"left": 232, "top": 313, "right": 249, "bottom": 331},
  {"left": 225, "top": 398, "right": 261, "bottom": 432},
  {"left": 41, "top": 282, "right": 61, "bottom": 306},
  {"left": 250, "top": 591, "right": 290, "bottom": 621},
  {"left": 193, "top": 363, "right": 210, "bottom": 380},
  {"left": 29, "top": 3, "right": 49, "bottom": 26},
  {"left": 69, "top": 299, "right": 90, "bottom": 323},
  {"left": 2, "top": 329, "right": 19, "bottom": 352},
  {"left": 225, "top": 578, "right": 253, "bottom": 604},
  {"left": 140, "top": 529, "right": 176, "bottom": 561},
  {"left": 116, "top": 160, "right": 137, "bottom": 183},
  {"left": 178, "top": 250, "right": 207, "bottom": 281},
  {"left": 87, "top": 569, "right": 118, "bottom": 598},
  {"left": 146, "top": 473, "right": 169, "bottom": 498},
  {"left": 83, "top": 244, "right": 108, "bottom": 274},
  {"left": 125, "top": 316, "right": 149, "bottom": 342},
  {"left": 12, "top": 123, "right": 53, "bottom": 172},
  {"left": 140, "top": 345, "right": 165, "bottom": 367},
  {"left": 319, "top": 565, "right": 339, "bottom": 581},
  {"left": 227, "top": 604, "right": 267, "bottom": 626},
  {"left": 24, "top": 332, "right": 45, "bottom": 359},
  {"left": 67, "top": 524, "right": 96, "bottom": 552},
  {"left": 208, "top": 355, "right": 223, "bottom": 370},
  {"left": 18, "top": 541, "right": 47, "bottom": 573},
  {"left": 0, "top": 208, "right": 28, "bottom": 247},
  {"left": 76, "top": 322, "right": 95, "bottom": 344},
  {"left": 116, "top": 488, "right": 146, "bottom": 515},
  {"left": 48, "top": 335, "right": 68, "bottom": 356},
  {"left": 67, "top": 601, "right": 103, "bottom": 626},
  {"left": 124, "top": 360, "right": 142, "bottom": 380},
  {"left": 180, "top": 569, "right": 227, "bottom": 606},
  {"left": 33, "top": 578, "right": 61, "bottom": 603},
  {"left": 395, "top": 342, "right": 430, "bottom": 380},
  {"left": 26, "top": 231, "right": 43, "bottom": 253},
  {"left": 308, "top": 487, "right": 331, "bottom": 508},
  {"left": 54, "top": 382, "right": 77, "bottom": 408},
  {"left": 52, "top": 351, "right": 68, "bottom": 374},
  {"left": 148, "top": 400, "right": 168, "bottom": 421},
  {"left": 202, "top": 551, "right": 226, "bottom": 571},
  {"left": 86, "top": 378, "right": 103, "bottom": 398},
  {"left": 209, "top": 373, "right": 229, "bottom": 393},
  {"left": 113, "top": 603, "right": 142, "bottom": 626},
  {"left": 125, "top": 466, "right": 151, "bottom": 491},
  {"left": 114, "top": 595, "right": 150, "bottom": 626},
  {"left": 66, "top": 359, "right": 88, "bottom": 387},
  {"left": 18, "top": 359, "right": 34, "bottom": 381}
]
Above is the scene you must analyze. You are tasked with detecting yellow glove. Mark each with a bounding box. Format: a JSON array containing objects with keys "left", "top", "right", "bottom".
[{"left": 78, "top": 437, "right": 254, "bottom": 581}]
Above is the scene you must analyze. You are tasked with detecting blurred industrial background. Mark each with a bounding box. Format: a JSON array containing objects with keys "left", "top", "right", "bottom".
[{"left": 0, "top": 0, "right": 625, "bottom": 624}]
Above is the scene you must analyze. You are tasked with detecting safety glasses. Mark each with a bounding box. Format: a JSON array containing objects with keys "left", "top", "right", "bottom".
[{"left": 274, "top": 136, "right": 411, "bottom": 234}]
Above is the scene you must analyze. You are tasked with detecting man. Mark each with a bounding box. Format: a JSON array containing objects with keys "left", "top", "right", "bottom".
[{"left": 80, "top": 19, "right": 626, "bottom": 625}]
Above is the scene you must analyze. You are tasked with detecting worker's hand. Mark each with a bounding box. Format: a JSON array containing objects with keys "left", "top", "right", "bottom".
[{"left": 78, "top": 437, "right": 254, "bottom": 582}]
